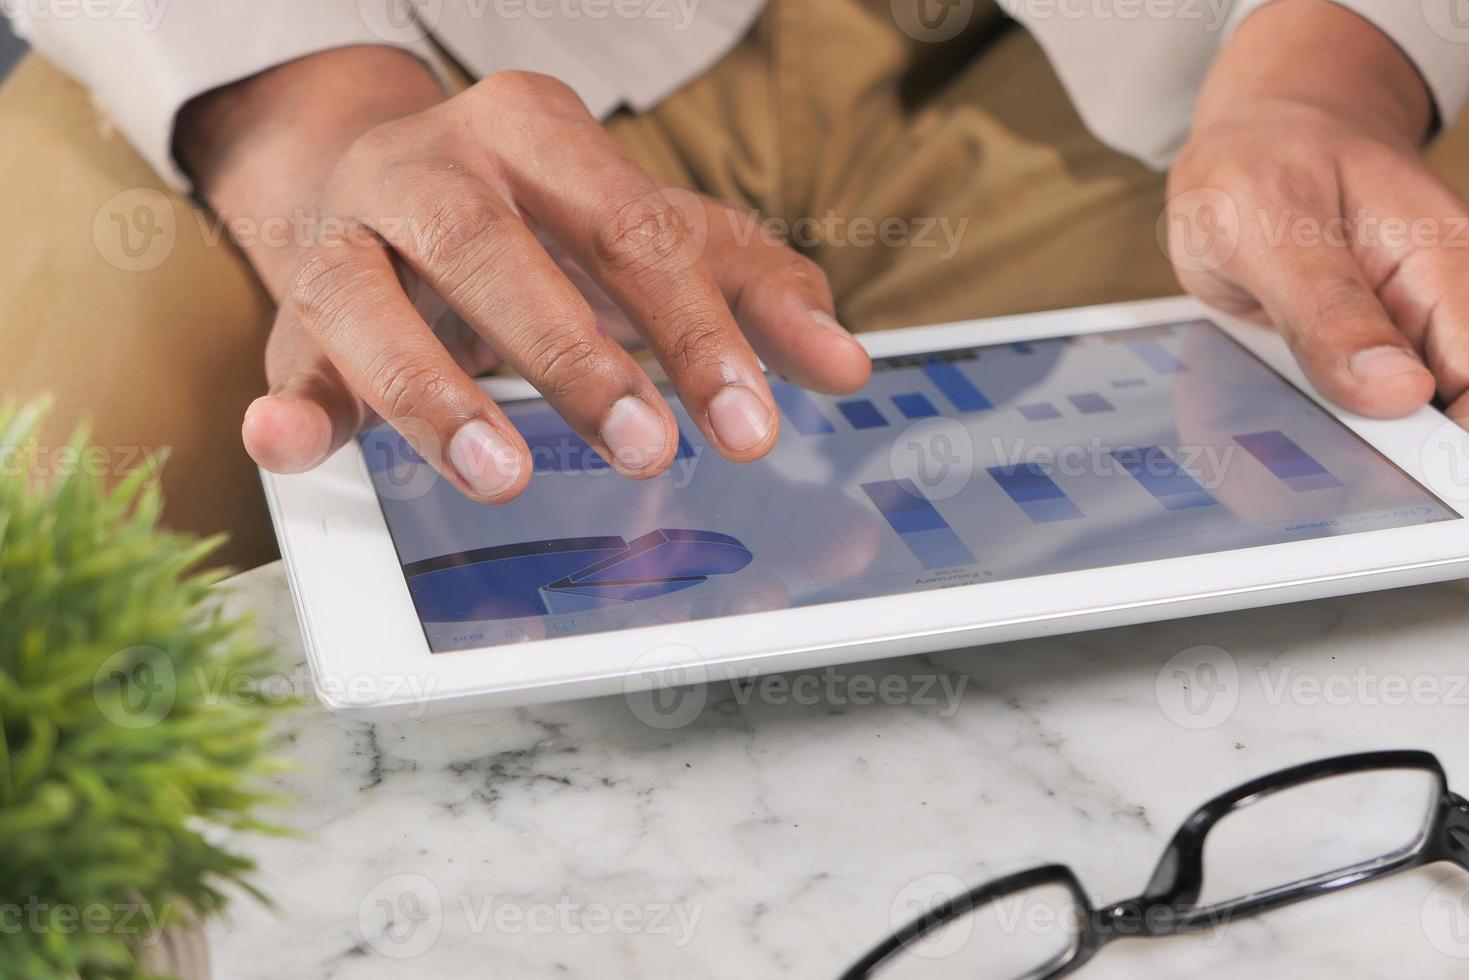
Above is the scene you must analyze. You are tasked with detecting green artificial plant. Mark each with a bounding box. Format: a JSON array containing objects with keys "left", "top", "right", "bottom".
[{"left": 0, "top": 400, "right": 287, "bottom": 979}]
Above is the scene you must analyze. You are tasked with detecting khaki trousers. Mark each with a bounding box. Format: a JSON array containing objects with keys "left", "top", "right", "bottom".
[{"left": 21, "top": 0, "right": 1462, "bottom": 569}]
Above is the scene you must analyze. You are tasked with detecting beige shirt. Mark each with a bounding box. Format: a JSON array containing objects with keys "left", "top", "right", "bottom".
[{"left": 12, "top": 0, "right": 1469, "bottom": 190}]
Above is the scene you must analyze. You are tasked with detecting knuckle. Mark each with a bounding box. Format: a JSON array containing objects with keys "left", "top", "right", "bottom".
[
  {"left": 370, "top": 355, "right": 454, "bottom": 422},
  {"left": 779, "top": 252, "right": 828, "bottom": 291},
  {"left": 594, "top": 197, "right": 694, "bottom": 273},
  {"left": 338, "top": 121, "right": 408, "bottom": 176},
  {"left": 475, "top": 69, "right": 577, "bottom": 107},
  {"left": 665, "top": 312, "right": 731, "bottom": 373},
  {"left": 286, "top": 246, "right": 375, "bottom": 339},
  {"left": 413, "top": 197, "right": 507, "bottom": 274},
  {"left": 525, "top": 334, "right": 608, "bottom": 396},
  {"left": 1257, "top": 159, "right": 1329, "bottom": 212}
]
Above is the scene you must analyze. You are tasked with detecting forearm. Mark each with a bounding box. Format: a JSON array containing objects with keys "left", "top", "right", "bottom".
[
  {"left": 175, "top": 45, "right": 445, "bottom": 295},
  {"left": 1195, "top": 0, "right": 1432, "bottom": 147}
]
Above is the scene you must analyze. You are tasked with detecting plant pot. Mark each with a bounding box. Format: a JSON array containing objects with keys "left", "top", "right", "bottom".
[{"left": 136, "top": 917, "right": 211, "bottom": 980}]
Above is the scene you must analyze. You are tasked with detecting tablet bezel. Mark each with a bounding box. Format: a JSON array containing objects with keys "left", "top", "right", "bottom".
[{"left": 260, "top": 296, "right": 1469, "bottom": 714}]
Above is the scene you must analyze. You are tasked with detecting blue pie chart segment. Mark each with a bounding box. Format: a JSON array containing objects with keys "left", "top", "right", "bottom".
[
  {"left": 405, "top": 529, "right": 754, "bottom": 624},
  {"left": 404, "top": 537, "right": 627, "bottom": 622},
  {"left": 561, "top": 529, "right": 753, "bottom": 586}
]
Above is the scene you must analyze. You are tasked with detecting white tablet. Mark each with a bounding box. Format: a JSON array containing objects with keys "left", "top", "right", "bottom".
[{"left": 261, "top": 296, "right": 1469, "bottom": 715}]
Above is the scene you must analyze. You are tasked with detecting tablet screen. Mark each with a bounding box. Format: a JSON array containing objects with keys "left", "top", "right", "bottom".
[{"left": 360, "top": 319, "right": 1458, "bottom": 652}]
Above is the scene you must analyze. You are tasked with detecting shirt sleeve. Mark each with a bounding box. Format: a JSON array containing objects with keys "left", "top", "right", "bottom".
[
  {"left": 10, "top": 1, "right": 442, "bottom": 191},
  {"left": 1225, "top": 0, "right": 1469, "bottom": 133}
]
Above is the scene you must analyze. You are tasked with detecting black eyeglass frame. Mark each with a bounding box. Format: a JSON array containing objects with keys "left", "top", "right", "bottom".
[{"left": 842, "top": 749, "right": 1469, "bottom": 979}]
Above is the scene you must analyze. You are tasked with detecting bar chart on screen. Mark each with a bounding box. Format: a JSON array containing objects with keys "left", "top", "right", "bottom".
[{"left": 756, "top": 319, "right": 1375, "bottom": 576}]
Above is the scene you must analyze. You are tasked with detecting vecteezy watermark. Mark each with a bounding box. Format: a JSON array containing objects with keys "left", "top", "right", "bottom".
[
  {"left": 358, "top": 0, "right": 701, "bottom": 43},
  {"left": 92, "top": 188, "right": 176, "bottom": 273},
  {"left": 988, "top": 437, "right": 1238, "bottom": 489},
  {"left": 93, "top": 646, "right": 178, "bottom": 731},
  {"left": 891, "top": 418, "right": 975, "bottom": 501},
  {"left": 0, "top": 898, "right": 178, "bottom": 945},
  {"left": 1254, "top": 209, "right": 1469, "bottom": 253},
  {"left": 97, "top": 194, "right": 964, "bottom": 274},
  {"left": 1155, "top": 645, "right": 1240, "bottom": 730},
  {"left": 730, "top": 210, "right": 969, "bottom": 261},
  {"left": 1001, "top": 0, "right": 1230, "bottom": 28},
  {"left": 1156, "top": 644, "right": 1469, "bottom": 729},
  {"left": 1, "top": 0, "right": 168, "bottom": 30},
  {"left": 1422, "top": 0, "right": 1469, "bottom": 45},
  {"left": 0, "top": 439, "right": 165, "bottom": 482},
  {"left": 1423, "top": 870, "right": 1469, "bottom": 959},
  {"left": 1159, "top": 187, "right": 1241, "bottom": 275},
  {"left": 891, "top": 0, "right": 978, "bottom": 42},
  {"left": 621, "top": 643, "right": 972, "bottom": 729},
  {"left": 356, "top": 873, "right": 703, "bottom": 958},
  {"left": 1162, "top": 190, "right": 1469, "bottom": 275},
  {"left": 93, "top": 645, "right": 442, "bottom": 726},
  {"left": 623, "top": 644, "right": 711, "bottom": 730},
  {"left": 1420, "top": 420, "right": 1469, "bottom": 505},
  {"left": 887, "top": 873, "right": 1232, "bottom": 964},
  {"left": 729, "top": 667, "right": 970, "bottom": 716}
]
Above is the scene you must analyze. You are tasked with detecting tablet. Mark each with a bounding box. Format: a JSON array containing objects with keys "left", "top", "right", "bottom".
[{"left": 261, "top": 297, "right": 1469, "bottom": 715}]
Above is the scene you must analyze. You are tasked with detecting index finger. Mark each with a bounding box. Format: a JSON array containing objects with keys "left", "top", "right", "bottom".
[
  {"left": 474, "top": 80, "right": 780, "bottom": 461},
  {"left": 281, "top": 234, "right": 532, "bottom": 502}
]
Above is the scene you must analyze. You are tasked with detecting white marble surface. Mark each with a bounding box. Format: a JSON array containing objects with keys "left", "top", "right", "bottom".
[{"left": 208, "top": 561, "right": 1469, "bottom": 979}]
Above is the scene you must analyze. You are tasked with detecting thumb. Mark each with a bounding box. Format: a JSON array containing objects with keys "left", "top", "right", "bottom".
[
  {"left": 243, "top": 311, "right": 364, "bottom": 474},
  {"left": 1224, "top": 208, "right": 1434, "bottom": 417}
]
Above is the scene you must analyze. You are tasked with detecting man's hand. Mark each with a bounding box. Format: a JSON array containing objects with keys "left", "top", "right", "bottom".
[
  {"left": 178, "top": 47, "right": 870, "bottom": 503},
  {"left": 1166, "top": 0, "right": 1469, "bottom": 424}
]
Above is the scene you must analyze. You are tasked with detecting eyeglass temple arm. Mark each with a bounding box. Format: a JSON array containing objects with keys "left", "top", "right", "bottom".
[{"left": 1436, "top": 791, "right": 1469, "bottom": 866}]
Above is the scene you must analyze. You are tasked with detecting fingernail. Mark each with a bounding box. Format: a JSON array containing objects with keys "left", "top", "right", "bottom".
[
  {"left": 708, "top": 385, "right": 774, "bottom": 452},
  {"left": 449, "top": 420, "right": 522, "bottom": 498},
  {"left": 1350, "top": 346, "right": 1426, "bottom": 382},
  {"left": 809, "top": 309, "right": 854, "bottom": 337},
  {"left": 601, "top": 396, "right": 667, "bottom": 472}
]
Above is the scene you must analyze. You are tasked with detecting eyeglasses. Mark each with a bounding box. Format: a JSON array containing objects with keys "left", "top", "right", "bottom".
[{"left": 841, "top": 750, "right": 1469, "bottom": 979}]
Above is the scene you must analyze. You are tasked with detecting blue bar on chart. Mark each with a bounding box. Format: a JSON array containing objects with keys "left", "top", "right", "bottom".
[
  {"left": 891, "top": 392, "right": 939, "bottom": 419},
  {"left": 1068, "top": 392, "right": 1115, "bottom": 415},
  {"left": 1017, "top": 402, "right": 1062, "bottom": 422},
  {"left": 838, "top": 399, "right": 889, "bottom": 429},
  {"left": 861, "top": 479, "right": 977, "bottom": 570},
  {"left": 1127, "top": 339, "right": 1189, "bottom": 375},
  {"left": 772, "top": 382, "right": 837, "bottom": 435},
  {"left": 1112, "top": 378, "right": 1147, "bottom": 389},
  {"left": 1233, "top": 430, "right": 1344, "bottom": 492},
  {"left": 986, "top": 463, "right": 1084, "bottom": 524},
  {"left": 922, "top": 358, "right": 993, "bottom": 411},
  {"left": 1111, "top": 447, "right": 1216, "bottom": 510}
]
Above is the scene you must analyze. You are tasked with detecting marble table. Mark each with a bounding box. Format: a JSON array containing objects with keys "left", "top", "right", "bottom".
[{"left": 209, "top": 561, "right": 1469, "bottom": 979}]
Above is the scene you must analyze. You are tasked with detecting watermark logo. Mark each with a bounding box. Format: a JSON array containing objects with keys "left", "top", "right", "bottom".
[
  {"left": 1423, "top": 0, "right": 1469, "bottom": 44},
  {"left": 891, "top": 417, "right": 974, "bottom": 500},
  {"left": 622, "top": 643, "right": 710, "bottom": 730},
  {"left": 1155, "top": 644, "right": 1238, "bottom": 730},
  {"left": 359, "top": 0, "right": 442, "bottom": 41},
  {"left": 889, "top": 873, "right": 974, "bottom": 958},
  {"left": 1159, "top": 187, "right": 1239, "bottom": 274},
  {"left": 1, "top": 0, "right": 168, "bottom": 31},
  {"left": 998, "top": 0, "right": 1230, "bottom": 31},
  {"left": 892, "top": 0, "right": 975, "bottom": 41},
  {"left": 1423, "top": 871, "right": 1469, "bottom": 958},
  {"left": 93, "top": 645, "right": 176, "bottom": 730},
  {"left": 595, "top": 186, "right": 712, "bottom": 277},
  {"left": 362, "top": 418, "right": 444, "bottom": 502},
  {"left": 358, "top": 873, "right": 444, "bottom": 959},
  {"left": 1421, "top": 420, "right": 1469, "bottom": 504},
  {"left": 93, "top": 188, "right": 176, "bottom": 273}
]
